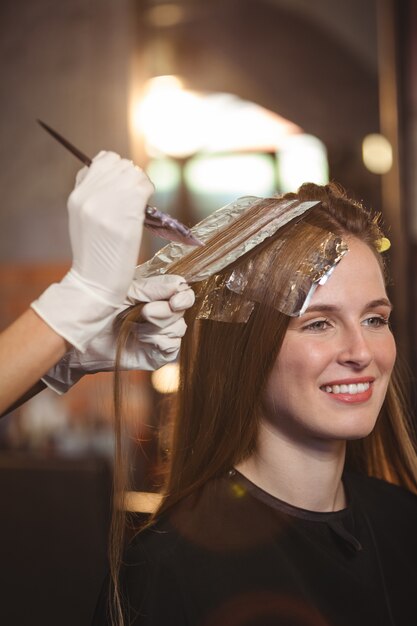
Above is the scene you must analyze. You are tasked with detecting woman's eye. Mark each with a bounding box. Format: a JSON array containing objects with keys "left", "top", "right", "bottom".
[
  {"left": 363, "top": 316, "right": 389, "bottom": 328},
  {"left": 303, "top": 319, "right": 331, "bottom": 332}
]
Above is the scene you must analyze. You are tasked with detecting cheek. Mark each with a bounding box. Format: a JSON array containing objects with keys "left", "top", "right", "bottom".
[
  {"left": 379, "top": 333, "right": 396, "bottom": 375},
  {"left": 276, "top": 340, "right": 332, "bottom": 381},
  {"left": 263, "top": 345, "right": 329, "bottom": 412}
]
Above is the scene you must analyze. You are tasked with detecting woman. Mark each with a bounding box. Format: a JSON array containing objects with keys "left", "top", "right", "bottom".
[{"left": 94, "top": 183, "right": 417, "bottom": 626}]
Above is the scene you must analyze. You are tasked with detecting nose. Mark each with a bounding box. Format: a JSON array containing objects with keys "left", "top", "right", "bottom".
[{"left": 337, "top": 324, "right": 373, "bottom": 369}]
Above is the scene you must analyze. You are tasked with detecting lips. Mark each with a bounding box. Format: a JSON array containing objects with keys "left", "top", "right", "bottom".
[
  {"left": 320, "top": 378, "right": 374, "bottom": 403},
  {"left": 322, "top": 382, "right": 370, "bottom": 395}
]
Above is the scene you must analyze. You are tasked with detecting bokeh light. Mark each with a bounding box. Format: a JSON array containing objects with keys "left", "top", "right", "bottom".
[
  {"left": 277, "top": 134, "right": 329, "bottom": 192},
  {"left": 151, "top": 363, "right": 180, "bottom": 394},
  {"left": 362, "top": 133, "right": 393, "bottom": 174}
]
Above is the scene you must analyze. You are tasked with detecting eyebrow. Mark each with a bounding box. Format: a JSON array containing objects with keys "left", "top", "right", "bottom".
[{"left": 304, "top": 298, "right": 393, "bottom": 314}]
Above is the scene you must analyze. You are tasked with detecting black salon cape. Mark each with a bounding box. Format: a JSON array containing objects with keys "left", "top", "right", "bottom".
[{"left": 92, "top": 470, "right": 417, "bottom": 626}]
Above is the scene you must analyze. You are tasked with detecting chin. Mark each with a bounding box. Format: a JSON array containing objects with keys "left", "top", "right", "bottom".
[
  {"left": 313, "top": 412, "right": 379, "bottom": 442},
  {"left": 335, "top": 419, "right": 378, "bottom": 441},
  {"left": 343, "top": 429, "right": 375, "bottom": 441}
]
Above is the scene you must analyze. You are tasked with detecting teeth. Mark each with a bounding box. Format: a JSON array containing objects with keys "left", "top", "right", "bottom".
[{"left": 322, "top": 382, "right": 370, "bottom": 395}]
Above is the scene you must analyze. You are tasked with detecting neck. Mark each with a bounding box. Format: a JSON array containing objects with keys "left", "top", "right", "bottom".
[{"left": 235, "top": 420, "right": 347, "bottom": 512}]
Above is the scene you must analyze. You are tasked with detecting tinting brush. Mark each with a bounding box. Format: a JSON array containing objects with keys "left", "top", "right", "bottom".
[{"left": 37, "top": 119, "right": 204, "bottom": 247}]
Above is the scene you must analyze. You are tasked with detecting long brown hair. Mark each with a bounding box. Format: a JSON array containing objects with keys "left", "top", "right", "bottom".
[{"left": 110, "top": 182, "right": 417, "bottom": 625}]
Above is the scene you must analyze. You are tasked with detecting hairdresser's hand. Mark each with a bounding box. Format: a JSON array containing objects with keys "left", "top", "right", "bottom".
[
  {"left": 31, "top": 151, "right": 154, "bottom": 352},
  {"left": 42, "top": 275, "right": 195, "bottom": 394}
]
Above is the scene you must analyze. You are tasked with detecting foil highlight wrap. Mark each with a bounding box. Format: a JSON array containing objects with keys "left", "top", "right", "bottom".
[
  {"left": 195, "top": 274, "right": 256, "bottom": 323},
  {"left": 133, "top": 196, "right": 320, "bottom": 285},
  {"left": 133, "top": 194, "right": 348, "bottom": 323},
  {"left": 196, "top": 229, "right": 349, "bottom": 322}
]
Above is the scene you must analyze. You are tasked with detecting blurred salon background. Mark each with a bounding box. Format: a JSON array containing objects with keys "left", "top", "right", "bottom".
[{"left": 0, "top": 1, "right": 416, "bottom": 624}]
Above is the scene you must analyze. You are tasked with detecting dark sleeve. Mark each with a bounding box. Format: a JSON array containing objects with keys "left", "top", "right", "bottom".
[
  {"left": 91, "top": 542, "right": 188, "bottom": 626},
  {"left": 90, "top": 574, "right": 112, "bottom": 626}
]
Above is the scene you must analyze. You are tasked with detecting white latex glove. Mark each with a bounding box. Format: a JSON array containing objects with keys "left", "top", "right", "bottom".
[
  {"left": 42, "top": 275, "right": 195, "bottom": 394},
  {"left": 31, "top": 151, "right": 154, "bottom": 351}
]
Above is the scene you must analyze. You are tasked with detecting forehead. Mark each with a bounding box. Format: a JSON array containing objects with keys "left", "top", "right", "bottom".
[{"left": 308, "top": 237, "right": 387, "bottom": 306}]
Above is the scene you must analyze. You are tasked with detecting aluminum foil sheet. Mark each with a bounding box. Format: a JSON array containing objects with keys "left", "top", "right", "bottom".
[
  {"left": 133, "top": 196, "right": 321, "bottom": 285},
  {"left": 196, "top": 230, "right": 349, "bottom": 322}
]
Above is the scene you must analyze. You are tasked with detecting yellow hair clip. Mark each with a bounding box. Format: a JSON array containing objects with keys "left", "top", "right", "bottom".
[{"left": 376, "top": 237, "right": 391, "bottom": 252}]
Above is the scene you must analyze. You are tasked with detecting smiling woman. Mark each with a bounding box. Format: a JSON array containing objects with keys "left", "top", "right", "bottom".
[
  {"left": 239, "top": 237, "right": 397, "bottom": 512},
  {"left": 94, "top": 183, "right": 417, "bottom": 626},
  {"left": 264, "top": 239, "right": 396, "bottom": 441}
]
